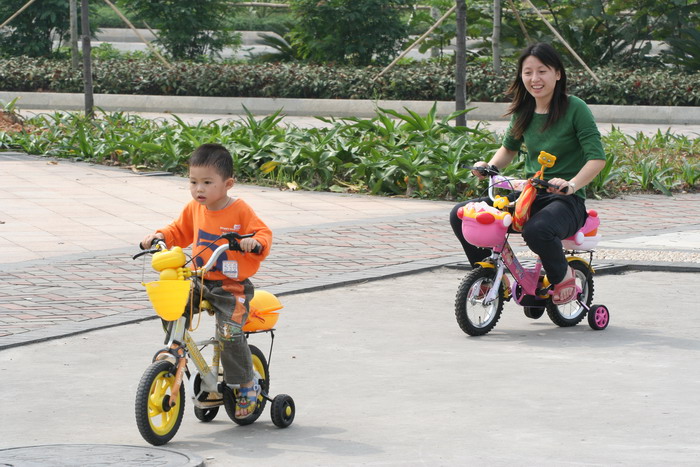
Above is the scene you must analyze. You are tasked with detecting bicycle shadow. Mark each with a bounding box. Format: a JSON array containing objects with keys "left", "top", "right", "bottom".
[
  {"left": 477, "top": 321, "right": 700, "bottom": 351},
  {"left": 171, "top": 423, "right": 383, "bottom": 460}
]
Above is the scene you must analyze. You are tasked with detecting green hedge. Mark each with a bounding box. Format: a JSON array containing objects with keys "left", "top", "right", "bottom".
[{"left": 0, "top": 57, "right": 698, "bottom": 106}]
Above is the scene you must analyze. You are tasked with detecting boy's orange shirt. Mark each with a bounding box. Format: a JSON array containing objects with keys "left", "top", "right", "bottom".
[{"left": 158, "top": 198, "right": 272, "bottom": 283}]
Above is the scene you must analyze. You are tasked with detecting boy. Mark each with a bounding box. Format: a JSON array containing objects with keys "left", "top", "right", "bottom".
[{"left": 141, "top": 143, "right": 272, "bottom": 417}]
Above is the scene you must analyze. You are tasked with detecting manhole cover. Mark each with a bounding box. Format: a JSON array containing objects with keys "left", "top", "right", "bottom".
[{"left": 0, "top": 444, "right": 204, "bottom": 467}]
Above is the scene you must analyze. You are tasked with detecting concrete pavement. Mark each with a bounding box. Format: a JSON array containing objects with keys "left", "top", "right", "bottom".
[
  {"left": 1, "top": 140, "right": 700, "bottom": 346},
  {"left": 0, "top": 109, "right": 699, "bottom": 465},
  {"left": 1, "top": 269, "right": 700, "bottom": 466},
  {"left": 1, "top": 149, "right": 699, "bottom": 350}
]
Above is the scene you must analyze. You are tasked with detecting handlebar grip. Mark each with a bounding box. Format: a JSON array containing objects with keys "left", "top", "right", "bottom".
[
  {"left": 530, "top": 178, "right": 572, "bottom": 193},
  {"left": 227, "top": 239, "right": 262, "bottom": 254},
  {"left": 222, "top": 232, "right": 260, "bottom": 254},
  {"left": 531, "top": 178, "right": 554, "bottom": 189},
  {"left": 464, "top": 165, "right": 499, "bottom": 176},
  {"left": 133, "top": 239, "right": 165, "bottom": 259},
  {"left": 138, "top": 238, "right": 162, "bottom": 250}
]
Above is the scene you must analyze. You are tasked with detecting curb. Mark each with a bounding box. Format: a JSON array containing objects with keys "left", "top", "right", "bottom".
[
  {"left": 3, "top": 91, "right": 699, "bottom": 124},
  {"left": 2, "top": 256, "right": 697, "bottom": 351}
]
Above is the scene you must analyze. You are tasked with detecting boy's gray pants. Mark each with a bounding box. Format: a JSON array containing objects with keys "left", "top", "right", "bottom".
[{"left": 188, "top": 278, "right": 255, "bottom": 385}]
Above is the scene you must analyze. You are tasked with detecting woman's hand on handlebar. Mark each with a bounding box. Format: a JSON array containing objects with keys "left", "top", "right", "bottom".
[
  {"left": 141, "top": 232, "right": 165, "bottom": 250},
  {"left": 471, "top": 161, "right": 491, "bottom": 180},
  {"left": 546, "top": 177, "right": 575, "bottom": 195}
]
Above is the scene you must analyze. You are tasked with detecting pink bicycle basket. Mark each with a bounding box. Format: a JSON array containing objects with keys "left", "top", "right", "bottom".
[{"left": 458, "top": 201, "right": 512, "bottom": 248}]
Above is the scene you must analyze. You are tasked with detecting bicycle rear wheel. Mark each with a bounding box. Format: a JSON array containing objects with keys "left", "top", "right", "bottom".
[
  {"left": 223, "top": 344, "right": 270, "bottom": 425},
  {"left": 546, "top": 259, "right": 593, "bottom": 327}
]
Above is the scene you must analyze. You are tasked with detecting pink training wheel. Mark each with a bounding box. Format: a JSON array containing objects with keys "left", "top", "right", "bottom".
[{"left": 588, "top": 304, "right": 610, "bottom": 330}]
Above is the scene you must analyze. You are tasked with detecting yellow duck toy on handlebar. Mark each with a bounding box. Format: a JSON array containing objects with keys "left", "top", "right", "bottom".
[{"left": 145, "top": 246, "right": 192, "bottom": 321}]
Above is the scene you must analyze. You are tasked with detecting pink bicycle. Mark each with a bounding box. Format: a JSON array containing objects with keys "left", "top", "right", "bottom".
[{"left": 454, "top": 160, "right": 610, "bottom": 336}]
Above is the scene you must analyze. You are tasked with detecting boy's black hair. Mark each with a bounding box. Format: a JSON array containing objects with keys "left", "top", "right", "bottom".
[{"left": 189, "top": 143, "right": 234, "bottom": 179}]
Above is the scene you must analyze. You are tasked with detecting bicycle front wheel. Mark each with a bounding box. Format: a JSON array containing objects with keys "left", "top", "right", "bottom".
[
  {"left": 134, "top": 360, "right": 185, "bottom": 446},
  {"left": 455, "top": 267, "right": 504, "bottom": 336}
]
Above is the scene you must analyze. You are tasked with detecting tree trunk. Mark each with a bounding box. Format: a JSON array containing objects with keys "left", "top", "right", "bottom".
[
  {"left": 70, "top": 0, "right": 79, "bottom": 70},
  {"left": 492, "top": 0, "right": 501, "bottom": 74},
  {"left": 455, "top": 0, "right": 467, "bottom": 127},
  {"left": 81, "top": 0, "right": 93, "bottom": 118},
  {"left": 430, "top": 6, "right": 440, "bottom": 58}
]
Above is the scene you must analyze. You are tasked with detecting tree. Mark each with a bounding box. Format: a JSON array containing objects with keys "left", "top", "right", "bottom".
[
  {"left": 0, "top": 0, "right": 72, "bottom": 57},
  {"left": 502, "top": 0, "right": 700, "bottom": 66},
  {"left": 122, "top": 0, "right": 239, "bottom": 61},
  {"left": 492, "top": 0, "right": 501, "bottom": 73},
  {"left": 455, "top": 0, "right": 467, "bottom": 126},
  {"left": 288, "top": 0, "right": 416, "bottom": 66}
]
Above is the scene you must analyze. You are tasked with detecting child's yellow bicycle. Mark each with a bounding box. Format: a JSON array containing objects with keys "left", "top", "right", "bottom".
[{"left": 132, "top": 233, "right": 295, "bottom": 446}]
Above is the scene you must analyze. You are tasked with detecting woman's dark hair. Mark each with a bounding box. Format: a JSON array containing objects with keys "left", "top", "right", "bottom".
[
  {"left": 189, "top": 143, "right": 234, "bottom": 179},
  {"left": 505, "top": 42, "right": 568, "bottom": 140}
]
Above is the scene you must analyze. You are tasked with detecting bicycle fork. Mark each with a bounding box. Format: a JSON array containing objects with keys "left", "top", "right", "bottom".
[
  {"left": 481, "top": 255, "right": 510, "bottom": 305},
  {"left": 154, "top": 317, "right": 206, "bottom": 408}
]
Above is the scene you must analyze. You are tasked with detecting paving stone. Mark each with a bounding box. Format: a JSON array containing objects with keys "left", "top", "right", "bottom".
[{"left": 2, "top": 154, "right": 700, "bottom": 350}]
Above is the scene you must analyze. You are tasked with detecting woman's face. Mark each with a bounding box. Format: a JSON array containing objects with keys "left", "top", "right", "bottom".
[{"left": 520, "top": 55, "right": 561, "bottom": 108}]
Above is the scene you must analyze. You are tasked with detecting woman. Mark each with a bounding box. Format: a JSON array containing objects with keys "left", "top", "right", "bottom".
[{"left": 449, "top": 42, "right": 606, "bottom": 304}]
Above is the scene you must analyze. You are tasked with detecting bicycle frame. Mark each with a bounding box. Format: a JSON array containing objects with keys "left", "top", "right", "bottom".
[
  {"left": 150, "top": 318, "right": 219, "bottom": 407},
  {"left": 455, "top": 153, "right": 610, "bottom": 337},
  {"left": 134, "top": 232, "right": 296, "bottom": 445},
  {"left": 146, "top": 241, "right": 255, "bottom": 407},
  {"left": 465, "top": 168, "right": 595, "bottom": 307},
  {"left": 476, "top": 234, "right": 543, "bottom": 304}
]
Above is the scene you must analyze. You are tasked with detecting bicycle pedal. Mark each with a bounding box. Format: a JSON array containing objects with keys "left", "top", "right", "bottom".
[{"left": 198, "top": 398, "right": 223, "bottom": 408}]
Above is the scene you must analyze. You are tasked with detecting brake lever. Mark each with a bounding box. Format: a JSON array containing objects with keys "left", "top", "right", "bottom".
[
  {"left": 132, "top": 249, "right": 156, "bottom": 260},
  {"left": 464, "top": 165, "right": 500, "bottom": 177}
]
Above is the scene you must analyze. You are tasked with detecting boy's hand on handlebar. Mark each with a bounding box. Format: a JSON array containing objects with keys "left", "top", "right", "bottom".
[
  {"left": 239, "top": 237, "right": 262, "bottom": 253},
  {"left": 546, "top": 178, "right": 574, "bottom": 195},
  {"left": 140, "top": 232, "right": 165, "bottom": 250}
]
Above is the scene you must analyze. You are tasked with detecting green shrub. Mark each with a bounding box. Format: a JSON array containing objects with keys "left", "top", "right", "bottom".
[
  {"left": 663, "top": 28, "right": 700, "bottom": 73},
  {"left": 0, "top": 57, "right": 698, "bottom": 106},
  {"left": 94, "top": 3, "right": 138, "bottom": 29},
  {"left": 0, "top": 0, "right": 72, "bottom": 57},
  {"left": 1, "top": 106, "right": 696, "bottom": 198},
  {"left": 288, "top": 0, "right": 415, "bottom": 66},
  {"left": 122, "top": 0, "right": 240, "bottom": 61}
]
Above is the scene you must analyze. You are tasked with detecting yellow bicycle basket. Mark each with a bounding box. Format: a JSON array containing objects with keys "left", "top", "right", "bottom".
[{"left": 144, "top": 280, "right": 191, "bottom": 321}]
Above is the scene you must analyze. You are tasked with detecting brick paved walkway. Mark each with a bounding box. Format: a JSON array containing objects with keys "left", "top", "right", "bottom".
[{"left": 1, "top": 154, "right": 699, "bottom": 349}]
